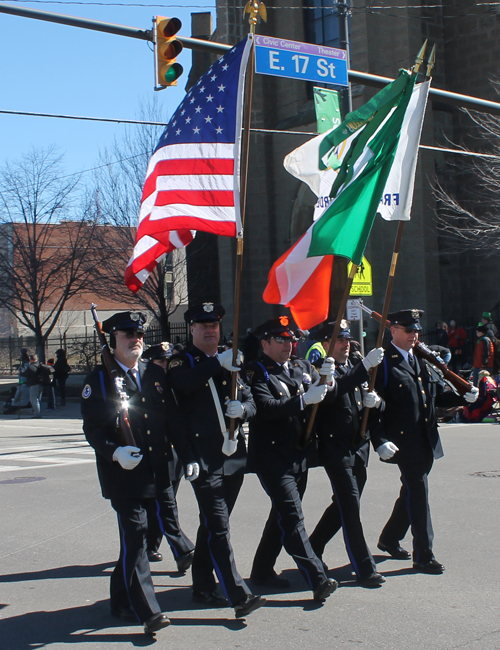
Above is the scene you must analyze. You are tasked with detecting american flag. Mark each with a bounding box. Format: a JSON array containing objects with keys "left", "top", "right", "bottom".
[{"left": 125, "top": 36, "right": 253, "bottom": 293}]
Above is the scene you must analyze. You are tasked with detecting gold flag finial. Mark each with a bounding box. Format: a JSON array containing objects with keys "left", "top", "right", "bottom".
[
  {"left": 426, "top": 44, "right": 436, "bottom": 78},
  {"left": 412, "top": 40, "right": 427, "bottom": 75},
  {"left": 243, "top": 1, "right": 267, "bottom": 34}
]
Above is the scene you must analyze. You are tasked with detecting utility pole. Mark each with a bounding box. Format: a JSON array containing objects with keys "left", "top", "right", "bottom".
[{"left": 337, "top": 0, "right": 352, "bottom": 117}]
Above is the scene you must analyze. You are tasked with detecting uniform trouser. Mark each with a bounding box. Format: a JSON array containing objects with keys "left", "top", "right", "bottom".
[
  {"left": 190, "top": 472, "right": 251, "bottom": 606},
  {"left": 251, "top": 471, "right": 308, "bottom": 579},
  {"left": 379, "top": 454, "right": 435, "bottom": 564},
  {"left": 255, "top": 470, "right": 327, "bottom": 591},
  {"left": 309, "top": 458, "right": 376, "bottom": 579},
  {"left": 109, "top": 497, "right": 161, "bottom": 623},
  {"left": 145, "top": 480, "right": 195, "bottom": 561}
]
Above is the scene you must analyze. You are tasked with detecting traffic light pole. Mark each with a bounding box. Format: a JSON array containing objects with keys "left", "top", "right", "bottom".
[{"left": 1, "top": 1, "right": 500, "bottom": 116}]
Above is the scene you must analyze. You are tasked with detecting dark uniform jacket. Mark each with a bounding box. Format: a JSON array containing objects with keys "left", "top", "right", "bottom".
[
  {"left": 168, "top": 345, "right": 256, "bottom": 476},
  {"left": 245, "top": 355, "right": 319, "bottom": 475},
  {"left": 81, "top": 361, "right": 191, "bottom": 500},
  {"left": 316, "top": 360, "right": 370, "bottom": 466},
  {"left": 370, "top": 343, "right": 464, "bottom": 464}
]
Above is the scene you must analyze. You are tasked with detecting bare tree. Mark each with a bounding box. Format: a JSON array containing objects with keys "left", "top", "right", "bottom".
[
  {"left": 435, "top": 94, "right": 500, "bottom": 253},
  {"left": 94, "top": 100, "right": 191, "bottom": 339},
  {"left": 0, "top": 147, "right": 107, "bottom": 360}
]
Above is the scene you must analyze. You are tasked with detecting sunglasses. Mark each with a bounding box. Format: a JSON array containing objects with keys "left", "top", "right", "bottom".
[
  {"left": 119, "top": 329, "right": 145, "bottom": 339},
  {"left": 272, "top": 336, "right": 293, "bottom": 344},
  {"left": 393, "top": 325, "right": 417, "bottom": 334}
]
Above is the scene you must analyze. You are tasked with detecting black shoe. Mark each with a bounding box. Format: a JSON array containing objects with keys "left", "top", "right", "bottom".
[
  {"left": 147, "top": 551, "right": 163, "bottom": 563},
  {"left": 250, "top": 571, "right": 290, "bottom": 589},
  {"left": 234, "top": 595, "right": 266, "bottom": 618},
  {"left": 377, "top": 541, "right": 411, "bottom": 560},
  {"left": 143, "top": 613, "right": 171, "bottom": 634},
  {"left": 192, "top": 590, "right": 229, "bottom": 607},
  {"left": 110, "top": 605, "right": 137, "bottom": 622},
  {"left": 358, "top": 572, "right": 386, "bottom": 588},
  {"left": 413, "top": 559, "right": 445, "bottom": 574},
  {"left": 176, "top": 549, "right": 194, "bottom": 573},
  {"left": 313, "top": 578, "right": 338, "bottom": 602}
]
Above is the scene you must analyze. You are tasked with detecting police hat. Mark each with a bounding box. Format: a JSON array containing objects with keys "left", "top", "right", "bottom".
[
  {"left": 254, "top": 316, "right": 294, "bottom": 340},
  {"left": 316, "top": 319, "right": 351, "bottom": 341},
  {"left": 388, "top": 309, "right": 423, "bottom": 331},
  {"left": 184, "top": 303, "right": 225, "bottom": 324},
  {"left": 142, "top": 342, "right": 171, "bottom": 361},
  {"left": 102, "top": 311, "right": 147, "bottom": 333}
]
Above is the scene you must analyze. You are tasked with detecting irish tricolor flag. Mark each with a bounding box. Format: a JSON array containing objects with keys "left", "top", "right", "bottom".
[{"left": 264, "top": 69, "right": 430, "bottom": 330}]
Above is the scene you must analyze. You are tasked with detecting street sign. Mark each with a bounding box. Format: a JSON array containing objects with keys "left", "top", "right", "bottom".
[
  {"left": 348, "top": 256, "right": 372, "bottom": 296},
  {"left": 346, "top": 299, "right": 362, "bottom": 321},
  {"left": 254, "top": 35, "right": 348, "bottom": 87}
]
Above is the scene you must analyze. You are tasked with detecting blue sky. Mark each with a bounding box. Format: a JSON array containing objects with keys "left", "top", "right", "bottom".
[{"left": 0, "top": 1, "right": 216, "bottom": 177}]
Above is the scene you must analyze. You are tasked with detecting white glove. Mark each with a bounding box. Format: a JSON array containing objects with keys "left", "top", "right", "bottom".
[
  {"left": 112, "top": 446, "right": 142, "bottom": 470},
  {"left": 464, "top": 386, "right": 479, "bottom": 403},
  {"left": 225, "top": 400, "right": 245, "bottom": 419},
  {"left": 318, "top": 357, "right": 335, "bottom": 384},
  {"left": 376, "top": 441, "right": 399, "bottom": 460},
  {"left": 303, "top": 379, "right": 328, "bottom": 406},
  {"left": 185, "top": 462, "right": 200, "bottom": 481},
  {"left": 362, "top": 347, "right": 385, "bottom": 371},
  {"left": 363, "top": 390, "right": 382, "bottom": 409},
  {"left": 218, "top": 349, "right": 243, "bottom": 372}
]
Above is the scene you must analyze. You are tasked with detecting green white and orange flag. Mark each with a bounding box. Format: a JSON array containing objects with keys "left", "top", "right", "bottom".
[{"left": 263, "top": 70, "right": 430, "bottom": 330}]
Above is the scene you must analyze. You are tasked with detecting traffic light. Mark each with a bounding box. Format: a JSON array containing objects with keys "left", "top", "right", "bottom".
[{"left": 155, "top": 16, "right": 183, "bottom": 89}]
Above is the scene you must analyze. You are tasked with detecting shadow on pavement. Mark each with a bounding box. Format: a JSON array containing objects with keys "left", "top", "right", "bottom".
[{"left": 0, "top": 562, "right": 114, "bottom": 583}]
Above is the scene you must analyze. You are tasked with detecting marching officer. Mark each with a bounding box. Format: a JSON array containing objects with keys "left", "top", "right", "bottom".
[
  {"left": 168, "top": 303, "right": 266, "bottom": 619},
  {"left": 370, "top": 309, "right": 478, "bottom": 573},
  {"left": 309, "top": 320, "right": 386, "bottom": 587},
  {"left": 245, "top": 317, "right": 337, "bottom": 602},
  {"left": 141, "top": 343, "right": 195, "bottom": 571},
  {"left": 81, "top": 311, "right": 197, "bottom": 635}
]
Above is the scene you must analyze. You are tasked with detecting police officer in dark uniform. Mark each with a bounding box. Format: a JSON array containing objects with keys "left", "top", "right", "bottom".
[
  {"left": 141, "top": 343, "right": 195, "bottom": 571},
  {"left": 309, "top": 320, "right": 386, "bottom": 587},
  {"left": 81, "top": 312, "right": 198, "bottom": 635},
  {"left": 245, "top": 317, "right": 337, "bottom": 602},
  {"left": 370, "top": 309, "right": 478, "bottom": 573},
  {"left": 168, "top": 303, "right": 266, "bottom": 619}
]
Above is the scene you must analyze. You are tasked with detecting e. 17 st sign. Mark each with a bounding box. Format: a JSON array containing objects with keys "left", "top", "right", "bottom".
[{"left": 254, "top": 35, "right": 348, "bottom": 87}]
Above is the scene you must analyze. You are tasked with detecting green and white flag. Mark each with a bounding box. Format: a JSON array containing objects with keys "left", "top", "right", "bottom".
[{"left": 285, "top": 70, "right": 430, "bottom": 227}]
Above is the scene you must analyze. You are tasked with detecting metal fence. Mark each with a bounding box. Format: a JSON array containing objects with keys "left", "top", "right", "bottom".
[{"left": 0, "top": 322, "right": 191, "bottom": 374}]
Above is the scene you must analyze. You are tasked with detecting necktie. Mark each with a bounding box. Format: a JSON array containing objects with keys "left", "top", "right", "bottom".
[
  {"left": 408, "top": 353, "right": 415, "bottom": 370},
  {"left": 128, "top": 369, "right": 138, "bottom": 387}
]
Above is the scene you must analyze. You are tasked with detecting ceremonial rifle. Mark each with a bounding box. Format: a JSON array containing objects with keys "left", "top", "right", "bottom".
[
  {"left": 362, "top": 305, "right": 472, "bottom": 397},
  {"left": 90, "top": 303, "right": 137, "bottom": 446}
]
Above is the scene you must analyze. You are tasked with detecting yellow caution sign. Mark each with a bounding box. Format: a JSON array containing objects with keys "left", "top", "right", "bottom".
[{"left": 348, "top": 256, "right": 372, "bottom": 296}]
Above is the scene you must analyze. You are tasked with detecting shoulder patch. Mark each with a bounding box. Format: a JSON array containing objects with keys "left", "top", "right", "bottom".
[
  {"left": 302, "top": 373, "right": 311, "bottom": 385},
  {"left": 169, "top": 359, "right": 183, "bottom": 369},
  {"left": 155, "top": 381, "right": 163, "bottom": 394},
  {"left": 82, "top": 384, "right": 92, "bottom": 399},
  {"left": 246, "top": 370, "right": 255, "bottom": 384}
]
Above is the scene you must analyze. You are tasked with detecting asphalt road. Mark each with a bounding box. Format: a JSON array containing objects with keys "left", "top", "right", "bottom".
[{"left": 1, "top": 404, "right": 499, "bottom": 650}]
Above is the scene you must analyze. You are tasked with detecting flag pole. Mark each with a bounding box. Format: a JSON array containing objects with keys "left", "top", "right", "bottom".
[
  {"left": 358, "top": 41, "right": 433, "bottom": 438},
  {"left": 228, "top": 4, "right": 264, "bottom": 440},
  {"left": 301, "top": 261, "right": 358, "bottom": 447}
]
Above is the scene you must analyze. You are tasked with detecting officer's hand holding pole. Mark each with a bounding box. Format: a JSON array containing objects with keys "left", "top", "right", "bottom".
[
  {"left": 318, "top": 357, "right": 336, "bottom": 385},
  {"left": 113, "top": 446, "right": 143, "bottom": 470},
  {"left": 303, "top": 379, "right": 328, "bottom": 406},
  {"left": 363, "top": 390, "right": 382, "bottom": 409},
  {"left": 376, "top": 441, "right": 399, "bottom": 460},
  {"left": 185, "top": 462, "right": 200, "bottom": 481},
  {"left": 362, "top": 347, "right": 385, "bottom": 371},
  {"left": 218, "top": 349, "right": 242, "bottom": 372},
  {"left": 225, "top": 400, "right": 245, "bottom": 419}
]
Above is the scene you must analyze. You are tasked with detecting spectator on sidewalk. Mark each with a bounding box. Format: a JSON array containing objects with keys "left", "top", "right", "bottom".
[
  {"left": 54, "top": 349, "right": 71, "bottom": 407},
  {"left": 448, "top": 320, "right": 467, "bottom": 372},
  {"left": 46, "top": 358, "right": 57, "bottom": 410},
  {"left": 22, "top": 354, "right": 43, "bottom": 419},
  {"left": 473, "top": 325, "right": 495, "bottom": 386}
]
